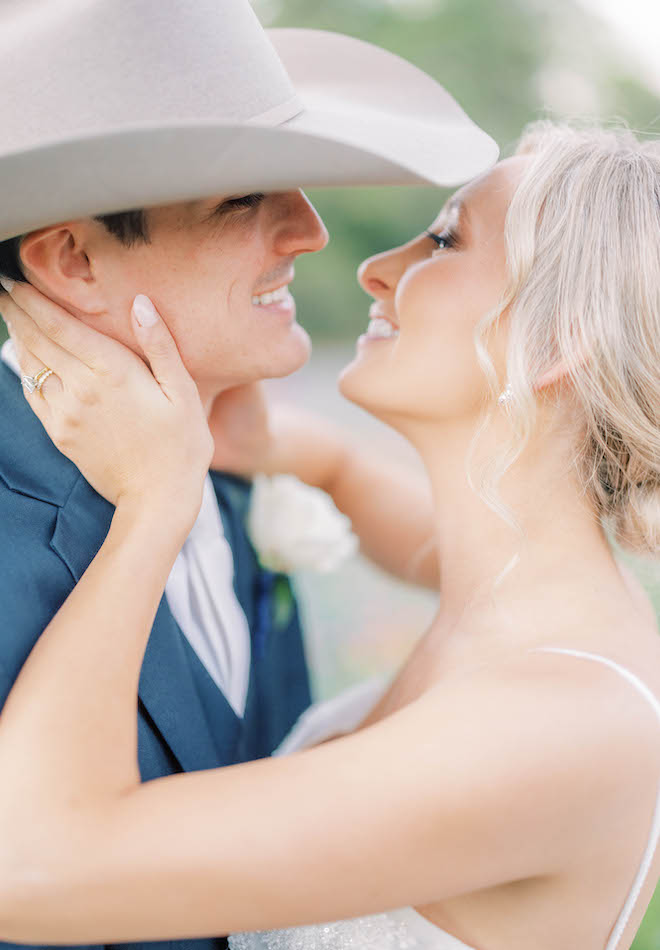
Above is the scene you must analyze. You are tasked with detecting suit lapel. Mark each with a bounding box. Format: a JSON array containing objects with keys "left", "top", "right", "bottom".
[
  {"left": 51, "top": 475, "right": 224, "bottom": 773},
  {"left": 0, "top": 362, "right": 223, "bottom": 774},
  {"left": 209, "top": 470, "right": 256, "bottom": 639}
]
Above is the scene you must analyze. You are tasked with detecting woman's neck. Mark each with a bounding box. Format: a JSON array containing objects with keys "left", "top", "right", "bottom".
[{"left": 407, "top": 413, "right": 624, "bottom": 634}]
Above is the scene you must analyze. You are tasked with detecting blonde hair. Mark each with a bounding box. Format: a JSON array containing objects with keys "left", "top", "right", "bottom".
[{"left": 473, "top": 119, "right": 660, "bottom": 557}]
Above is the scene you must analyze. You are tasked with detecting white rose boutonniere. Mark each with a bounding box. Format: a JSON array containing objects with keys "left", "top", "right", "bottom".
[{"left": 247, "top": 474, "right": 359, "bottom": 573}]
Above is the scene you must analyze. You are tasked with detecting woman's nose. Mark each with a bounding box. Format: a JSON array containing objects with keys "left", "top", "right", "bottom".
[
  {"left": 357, "top": 249, "right": 402, "bottom": 299},
  {"left": 273, "top": 190, "right": 329, "bottom": 257}
]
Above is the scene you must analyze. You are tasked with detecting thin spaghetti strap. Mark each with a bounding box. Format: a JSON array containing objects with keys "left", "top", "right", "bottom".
[{"left": 528, "top": 646, "right": 660, "bottom": 950}]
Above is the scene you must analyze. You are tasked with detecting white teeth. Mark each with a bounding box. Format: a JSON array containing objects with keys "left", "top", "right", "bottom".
[
  {"left": 252, "top": 284, "right": 290, "bottom": 306},
  {"left": 366, "top": 317, "right": 399, "bottom": 339}
]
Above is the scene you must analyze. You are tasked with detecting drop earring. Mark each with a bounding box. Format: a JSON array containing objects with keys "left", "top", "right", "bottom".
[{"left": 497, "top": 382, "right": 513, "bottom": 406}]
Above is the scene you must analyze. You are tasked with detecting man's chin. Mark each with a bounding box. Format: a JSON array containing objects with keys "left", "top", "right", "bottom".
[
  {"left": 262, "top": 323, "right": 312, "bottom": 379},
  {"left": 196, "top": 324, "right": 311, "bottom": 396}
]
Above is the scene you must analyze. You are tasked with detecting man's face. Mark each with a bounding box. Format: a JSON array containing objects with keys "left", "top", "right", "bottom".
[{"left": 68, "top": 189, "right": 329, "bottom": 404}]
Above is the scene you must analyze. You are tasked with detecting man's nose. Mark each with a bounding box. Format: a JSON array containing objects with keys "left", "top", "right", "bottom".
[{"left": 272, "top": 190, "right": 329, "bottom": 256}]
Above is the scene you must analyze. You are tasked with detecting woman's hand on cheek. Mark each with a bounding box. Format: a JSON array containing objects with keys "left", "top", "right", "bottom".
[{"left": 0, "top": 280, "right": 213, "bottom": 519}]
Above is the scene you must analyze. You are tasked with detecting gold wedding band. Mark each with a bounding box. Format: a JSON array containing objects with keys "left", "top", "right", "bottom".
[{"left": 33, "top": 367, "right": 54, "bottom": 394}]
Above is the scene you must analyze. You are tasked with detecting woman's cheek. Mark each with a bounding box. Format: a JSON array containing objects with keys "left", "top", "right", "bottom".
[
  {"left": 397, "top": 271, "right": 462, "bottom": 349},
  {"left": 397, "top": 274, "right": 491, "bottom": 395}
]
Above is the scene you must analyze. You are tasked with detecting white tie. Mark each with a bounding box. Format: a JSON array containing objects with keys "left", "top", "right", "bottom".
[{"left": 164, "top": 474, "right": 251, "bottom": 717}]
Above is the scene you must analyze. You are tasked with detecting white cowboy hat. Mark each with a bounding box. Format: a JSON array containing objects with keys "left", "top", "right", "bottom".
[{"left": 0, "top": 0, "right": 499, "bottom": 243}]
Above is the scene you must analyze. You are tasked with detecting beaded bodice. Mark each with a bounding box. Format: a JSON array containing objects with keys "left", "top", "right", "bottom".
[{"left": 228, "top": 906, "right": 473, "bottom": 950}]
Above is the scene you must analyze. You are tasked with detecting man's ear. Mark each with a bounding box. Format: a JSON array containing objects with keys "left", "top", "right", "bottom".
[{"left": 19, "top": 222, "right": 106, "bottom": 315}]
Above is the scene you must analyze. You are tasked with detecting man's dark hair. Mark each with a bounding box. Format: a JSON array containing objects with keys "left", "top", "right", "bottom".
[{"left": 0, "top": 210, "right": 151, "bottom": 281}]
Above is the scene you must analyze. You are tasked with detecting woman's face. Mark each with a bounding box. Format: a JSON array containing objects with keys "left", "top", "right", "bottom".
[{"left": 339, "top": 156, "right": 530, "bottom": 430}]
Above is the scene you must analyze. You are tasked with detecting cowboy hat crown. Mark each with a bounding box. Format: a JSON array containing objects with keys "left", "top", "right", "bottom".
[{"left": 0, "top": 0, "right": 499, "bottom": 242}]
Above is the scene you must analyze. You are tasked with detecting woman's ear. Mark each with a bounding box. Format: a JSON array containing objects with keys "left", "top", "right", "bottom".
[
  {"left": 18, "top": 221, "right": 107, "bottom": 315},
  {"left": 533, "top": 346, "right": 589, "bottom": 393},
  {"left": 533, "top": 361, "right": 570, "bottom": 392}
]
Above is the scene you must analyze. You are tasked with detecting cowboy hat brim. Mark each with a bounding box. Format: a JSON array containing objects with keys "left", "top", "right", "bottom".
[{"left": 0, "top": 28, "right": 499, "bottom": 242}]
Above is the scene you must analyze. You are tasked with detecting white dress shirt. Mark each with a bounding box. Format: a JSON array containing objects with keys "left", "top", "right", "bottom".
[{"left": 1, "top": 338, "right": 251, "bottom": 716}]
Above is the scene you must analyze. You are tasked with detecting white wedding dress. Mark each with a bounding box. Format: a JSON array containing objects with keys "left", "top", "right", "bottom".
[{"left": 228, "top": 647, "right": 660, "bottom": 950}]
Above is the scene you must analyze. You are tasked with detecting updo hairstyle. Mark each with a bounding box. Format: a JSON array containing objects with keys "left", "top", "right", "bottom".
[{"left": 474, "top": 120, "right": 660, "bottom": 557}]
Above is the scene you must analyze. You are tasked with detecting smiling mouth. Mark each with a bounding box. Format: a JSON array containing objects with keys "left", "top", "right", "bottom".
[
  {"left": 252, "top": 283, "right": 292, "bottom": 306},
  {"left": 364, "top": 304, "right": 399, "bottom": 338},
  {"left": 365, "top": 317, "right": 399, "bottom": 339}
]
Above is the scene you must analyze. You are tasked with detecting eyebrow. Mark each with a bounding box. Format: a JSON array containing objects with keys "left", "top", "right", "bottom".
[{"left": 444, "top": 196, "right": 468, "bottom": 227}]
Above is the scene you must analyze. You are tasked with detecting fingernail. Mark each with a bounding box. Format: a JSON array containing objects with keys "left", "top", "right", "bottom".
[
  {"left": 0, "top": 277, "right": 15, "bottom": 292},
  {"left": 132, "top": 294, "right": 158, "bottom": 328}
]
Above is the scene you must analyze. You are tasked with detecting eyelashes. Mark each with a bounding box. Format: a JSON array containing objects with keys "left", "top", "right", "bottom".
[
  {"left": 425, "top": 228, "right": 457, "bottom": 251},
  {"left": 221, "top": 192, "right": 266, "bottom": 210},
  {"left": 206, "top": 192, "right": 266, "bottom": 222}
]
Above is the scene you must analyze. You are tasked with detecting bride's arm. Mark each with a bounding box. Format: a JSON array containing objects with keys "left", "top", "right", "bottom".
[{"left": 290, "top": 415, "right": 439, "bottom": 589}]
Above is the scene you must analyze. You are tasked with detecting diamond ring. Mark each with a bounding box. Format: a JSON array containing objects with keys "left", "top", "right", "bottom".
[{"left": 22, "top": 366, "right": 54, "bottom": 395}]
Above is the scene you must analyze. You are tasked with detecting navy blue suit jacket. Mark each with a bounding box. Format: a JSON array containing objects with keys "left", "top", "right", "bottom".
[{"left": 0, "top": 360, "right": 313, "bottom": 949}]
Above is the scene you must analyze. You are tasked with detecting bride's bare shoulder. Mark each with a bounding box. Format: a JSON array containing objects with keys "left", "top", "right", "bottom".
[{"left": 400, "top": 634, "right": 660, "bottom": 807}]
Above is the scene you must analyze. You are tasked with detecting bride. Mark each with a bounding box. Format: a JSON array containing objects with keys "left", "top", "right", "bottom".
[{"left": 1, "top": 119, "right": 660, "bottom": 950}]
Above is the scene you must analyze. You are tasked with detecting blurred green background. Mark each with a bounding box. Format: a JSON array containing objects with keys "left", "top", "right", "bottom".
[{"left": 250, "top": 1, "right": 660, "bottom": 946}]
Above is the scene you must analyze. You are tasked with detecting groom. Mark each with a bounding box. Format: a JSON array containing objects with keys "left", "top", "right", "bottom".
[{"left": 0, "top": 2, "right": 497, "bottom": 950}]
